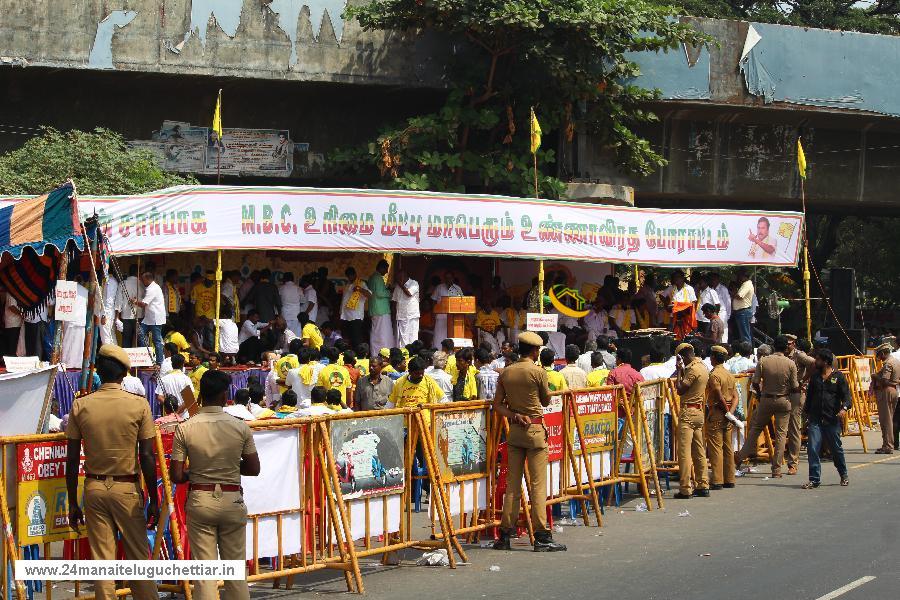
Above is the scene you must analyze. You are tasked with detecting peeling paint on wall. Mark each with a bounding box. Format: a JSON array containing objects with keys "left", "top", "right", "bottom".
[
  {"left": 88, "top": 10, "right": 138, "bottom": 69},
  {"left": 267, "top": 1, "right": 347, "bottom": 67},
  {"left": 627, "top": 42, "right": 711, "bottom": 100},
  {"left": 178, "top": 0, "right": 244, "bottom": 51},
  {"left": 740, "top": 22, "right": 900, "bottom": 117}
]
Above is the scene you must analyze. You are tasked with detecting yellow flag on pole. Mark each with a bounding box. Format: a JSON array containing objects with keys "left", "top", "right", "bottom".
[
  {"left": 797, "top": 138, "right": 807, "bottom": 179},
  {"left": 212, "top": 89, "right": 223, "bottom": 139},
  {"left": 530, "top": 107, "right": 542, "bottom": 154}
]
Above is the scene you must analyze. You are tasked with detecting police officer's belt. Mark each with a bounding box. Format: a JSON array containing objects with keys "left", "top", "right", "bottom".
[
  {"left": 761, "top": 393, "right": 787, "bottom": 399},
  {"left": 513, "top": 415, "right": 545, "bottom": 425},
  {"left": 190, "top": 483, "right": 242, "bottom": 492},
  {"left": 85, "top": 473, "right": 138, "bottom": 482},
  {"left": 682, "top": 402, "right": 703, "bottom": 409}
]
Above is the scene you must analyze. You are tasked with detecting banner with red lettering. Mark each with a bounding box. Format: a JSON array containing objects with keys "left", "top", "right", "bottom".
[
  {"left": 17, "top": 441, "right": 85, "bottom": 544},
  {"left": 569, "top": 389, "right": 617, "bottom": 455},
  {"left": 0, "top": 186, "right": 803, "bottom": 266}
]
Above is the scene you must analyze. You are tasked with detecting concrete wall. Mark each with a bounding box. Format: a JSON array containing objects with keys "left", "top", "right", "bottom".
[{"left": 0, "top": 0, "right": 445, "bottom": 86}]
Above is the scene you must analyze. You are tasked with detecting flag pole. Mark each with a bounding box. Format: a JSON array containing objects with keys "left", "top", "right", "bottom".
[
  {"left": 214, "top": 88, "right": 222, "bottom": 185},
  {"left": 214, "top": 249, "right": 222, "bottom": 353},
  {"left": 801, "top": 177, "right": 812, "bottom": 343},
  {"left": 532, "top": 107, "right": 544, "bottom": 315}
]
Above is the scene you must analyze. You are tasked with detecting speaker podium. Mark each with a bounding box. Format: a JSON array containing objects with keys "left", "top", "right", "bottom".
[{"left": 434, "top": 296, "right": 476, "bottom": 339}]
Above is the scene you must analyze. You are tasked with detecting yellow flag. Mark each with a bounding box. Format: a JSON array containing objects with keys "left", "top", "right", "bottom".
[
  {"left": 530, "top": 107, "right": 542, "bottom": 154},
  {"left": 212, "top": 89, "right": 223, "bottom": 139},
  {"left": 797, "top": 138, "right": 807, "bottom": 179}
]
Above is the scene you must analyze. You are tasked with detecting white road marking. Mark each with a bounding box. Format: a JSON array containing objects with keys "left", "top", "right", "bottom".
[{"left": 814, "top": 576, "right": 876, "bottom": 600}]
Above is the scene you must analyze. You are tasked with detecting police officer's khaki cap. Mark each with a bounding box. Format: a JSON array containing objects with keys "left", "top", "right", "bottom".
[
  {"left": 875, "top": 342, "right": 892, "bottom": 354},
  {"left": 675, "top": 342, "right": 694, "bottom": 354},
  {"left": 98, "top": 344, "right": 131, "bottom": 370},
  {"left": 518, "top": 331, "right": 543, "bottom": 346},
  {"left": 784, "top": 334, "right": 798, "bottom": 341},
  {"left": 710, "top": 345, "right": 728, "bottom": 355}
]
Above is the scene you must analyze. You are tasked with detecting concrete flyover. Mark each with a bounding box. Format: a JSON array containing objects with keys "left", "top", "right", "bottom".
[{"left": 1, "top": 3, "right": 899, "bottom": 211}]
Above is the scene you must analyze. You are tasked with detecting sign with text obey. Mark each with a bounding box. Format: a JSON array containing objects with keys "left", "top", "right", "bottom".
[
  {"left": 17, "top": 441, "right": 85, "bottom": 544},
  {"left": 54, "top": 281, "right": 78, "bottom": 322}
]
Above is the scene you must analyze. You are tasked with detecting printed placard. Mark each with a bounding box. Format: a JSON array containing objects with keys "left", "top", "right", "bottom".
[
  {"left": 569, "top": 388, "right": 617, "bottom": 454},
  {"left": 3, "top": 356, "right": 41, "bottom": 372},
  {"left": 124, "top": 347, "right": 154, "bottom": 367},
  {"left": 527, "top": 312, "right": 558, "bottom": 332},
  {"left": 432, "top": 408, "right": 489, "bottom": 480},
  {"left": 330, "top": 415, "right": 405, "bottom": 500},
  {"left": 54, "top": 281, "right": 78, "bottom": 322},
  {"left": 17, "top": 441, "right": 85, "bottom": 545}
]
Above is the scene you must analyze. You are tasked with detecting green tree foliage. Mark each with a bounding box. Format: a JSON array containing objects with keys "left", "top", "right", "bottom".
[
  {"left": 0, "top": 128, "right": 196, "bottom": 196},
  {"left": 333, "top": 0, "right": 711, "bottom": 197},
  {"left": 664, "top": 0, "right": 900, "bottom": 34},
  {"left": 828, "top": 216, "right": 900, "bottom": 308}
]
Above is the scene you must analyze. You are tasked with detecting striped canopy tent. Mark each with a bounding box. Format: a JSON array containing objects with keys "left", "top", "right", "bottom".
[{"left": 0, "top": 181, "right": 88, "bottom": 313}]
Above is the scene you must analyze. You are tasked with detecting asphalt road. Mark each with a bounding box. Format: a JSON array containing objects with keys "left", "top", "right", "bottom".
[{"left": 253, "top": 430, "right": 898, "bottom": 600}]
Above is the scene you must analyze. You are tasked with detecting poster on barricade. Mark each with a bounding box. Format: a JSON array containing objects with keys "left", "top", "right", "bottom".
[
  {"left": 16, "top": 441, "right": 85, "bottom": 545},
  {"left": 330, "top": 415, "right": 405, "bottom": 500},
  {"left": 544, "top": 394, "right": 565, "bottom": 462},
  {"left": 433, "top": 408, "right": 488, "bottom": 480},
  {"left": 569, "top": 389, "right": 616, "bottom": 455},
  {"left": 638, "top": 381, "right": 665, "bottom": 465},
  {"left": 854, "top": 358, "right": 872, "bottom": 391}
]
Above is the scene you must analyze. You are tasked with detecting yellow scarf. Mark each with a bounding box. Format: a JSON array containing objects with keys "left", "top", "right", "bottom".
[
  {"left": 345, "top": 278, "right": 362, "bottom": 310},
  {"left": 299, "top": 362, "right": 317, "bottom": 385},
  {"left": 166, "top": 283, "right": 179, "bottom": 313}
]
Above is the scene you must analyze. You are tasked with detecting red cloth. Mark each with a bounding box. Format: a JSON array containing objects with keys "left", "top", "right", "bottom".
[
  {"left": 671, "top": 302, "right": 697, "bottom": 340},
  {"left": 606, "top": 364, "right": 645, "bottom": 397}
]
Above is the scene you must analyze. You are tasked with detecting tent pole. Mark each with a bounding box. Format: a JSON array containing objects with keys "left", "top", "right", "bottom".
[
  {"left": 49, "top": 249, "right": 71, "bottom": 366},
  {"left": 79, "top": 227, "right": 101, "bottom": 393},
  {"left": 214, "top": 249, "right": 222, "bottom": 353}
]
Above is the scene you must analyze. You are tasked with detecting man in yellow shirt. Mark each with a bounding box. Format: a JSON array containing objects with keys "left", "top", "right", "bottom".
[
  {"left": 298, "top": 313, "right": 324, "bottom": 350},
  {"left": 586, "top": 352, "right": 610, "bottom": 387},
  {"left": 164, "top": 324, "right": 191, "bottom": 360},
  {"left": 441, "top": 339, "right": 458, "bottom": 378},
  {"left": 187, "top": 350, "right": 207, "bottom": 398},
  {"left": 190, "top": 270, "right": 218, "bottom": 320},
  {"left": 475, "top": 301, "right": 503, "bottom": 353},
  {"left": 274, "top": 340, "right": 303, "bottom": 393},
  {"left": 540, "top": 348, "right": 568, "bottom": 392},
  {"left": 451, "top": 347, "right": 478, "bottom": 401},
  {"left": 317, "top": 347, "right": 352, "bottom": 405},
  {"left": 388, "top": 357, "right": 445, "bottom": 424}
]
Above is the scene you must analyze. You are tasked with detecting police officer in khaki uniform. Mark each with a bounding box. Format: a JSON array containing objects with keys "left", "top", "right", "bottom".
[
  {"left": 705, "top": 346, "right": 737, "bottom": 489},
  {"left": 65, "top": 345, "right": 159, "bottom": 600},
  {"left": 492, "top": 331, "right": 566, "bottom": 552},
  {"left": 785, "top": 334, "right": 816, "bottom": 474},
  {"left": 735, "top": 335, "right": 800, "bottom": 477},
  {"left": 873, "top": 342, "right": 900, "bottom": 454},
  {"left": 673, "top": 342, "right": 710, "bottom": 499},
  {"left": 171, "top": 369, "right": 260, "bottom": 600}
]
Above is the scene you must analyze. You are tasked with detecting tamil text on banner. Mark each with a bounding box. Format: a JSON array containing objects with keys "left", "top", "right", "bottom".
[
  {"left": 0, "top": 187, "right": 804, "bottom": 266},
  {"left": 527, "top": 312, "right": 558, "bottom": 332},
  {"left": 54, "top": 280, "right": 79, "bottom": 323},
  {"left": 17, "top": 440, "right": 85, "bottom": 545},
  {"left": 854, "top": 358, "right": 872, "bottom": 391},
  {"left": 569, "top": 389, "right": 617, "bottom": 455}
]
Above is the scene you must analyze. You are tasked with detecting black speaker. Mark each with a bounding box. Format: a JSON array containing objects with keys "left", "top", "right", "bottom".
[
  {"left": 829, "top": 268, "right": 856, "bottom": 329},
  {"left": 819, "top": 327, "right": 866, "bottom": 357},
  {"left": 615, "top": 334, "right": 673, "bottom": 371}
]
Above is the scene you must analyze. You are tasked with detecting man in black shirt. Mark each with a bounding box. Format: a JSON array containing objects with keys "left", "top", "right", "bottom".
[{"left": 802, "top": 348, "right": 851, "bottom": 489}]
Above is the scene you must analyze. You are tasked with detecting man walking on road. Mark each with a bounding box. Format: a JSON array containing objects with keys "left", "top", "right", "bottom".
[
  {"left": 802, "top": 349, "right": 850, "bottom": 488},
  {"left": 492, "top": 331, "right": 566, "bottom": 552},
  {"left": 735, "top": 335, "right": 800, "bottom": 477}
]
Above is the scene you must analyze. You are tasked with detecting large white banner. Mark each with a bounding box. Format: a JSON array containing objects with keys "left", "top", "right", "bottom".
[
  {"left": 0, "top": 366, "right": 55, "bottom": 436},
  {"left": 0, "top": 186, "right": 804, "bottom": 266}
]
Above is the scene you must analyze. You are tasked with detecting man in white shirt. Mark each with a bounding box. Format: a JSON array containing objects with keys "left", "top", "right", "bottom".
[
  {"left": 709, "top": 272, "right": 731, "bottom": 343},
  {"left": 582, "top": 300, "right": 616, "bottom": 341},
  {"left": 695, "top": 275, "right": 721, "bottom": 335},
  {"left": 392, "top": 269, "right": 420, "bottom": 347},
  {"left": 99, "top": 273, "right": 119, "bottom": 346},
  {"left": 302, "top": 275, "right": 318, "bottom": 322},
  {"left": 155, "top": 354, "right": 196, "bottom": 418},
  {"left": 116, "top": 265, "right": 143, "bottom": 348},
  {"left": 61, "top": 280, "right": 89, "bottom": 369},
  {"left": 133, "top": 271, "right": 166, "bottom": 365},
  {"left": 215, "top": 303, "right": 240, "bottom": 357},
  {"left": 279, "top": 272, "right": 304, "bottom": 335},
  {"left": 640, "top": 349, "right": 674, "bottom": 381},
  {"left": 430, "top": 272, "right": 463, "bottom": 346},
  {"left": 224, "top": 389, "right": 256, "bottom": 421},
  {"left": 122, "top": 373, "right": 146, "bottom": 397},
  {"left": 340, "top": 267, "right": 371, "bottom": 350},
  {"left": 725, "top": 341, "right": 756, "bottom": 374},
  {"left": 425, "top": 351, "right": 454, "bottom": 399},
  {"left": 732, "top": 270, "right": 755, "bottom": 344}
]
